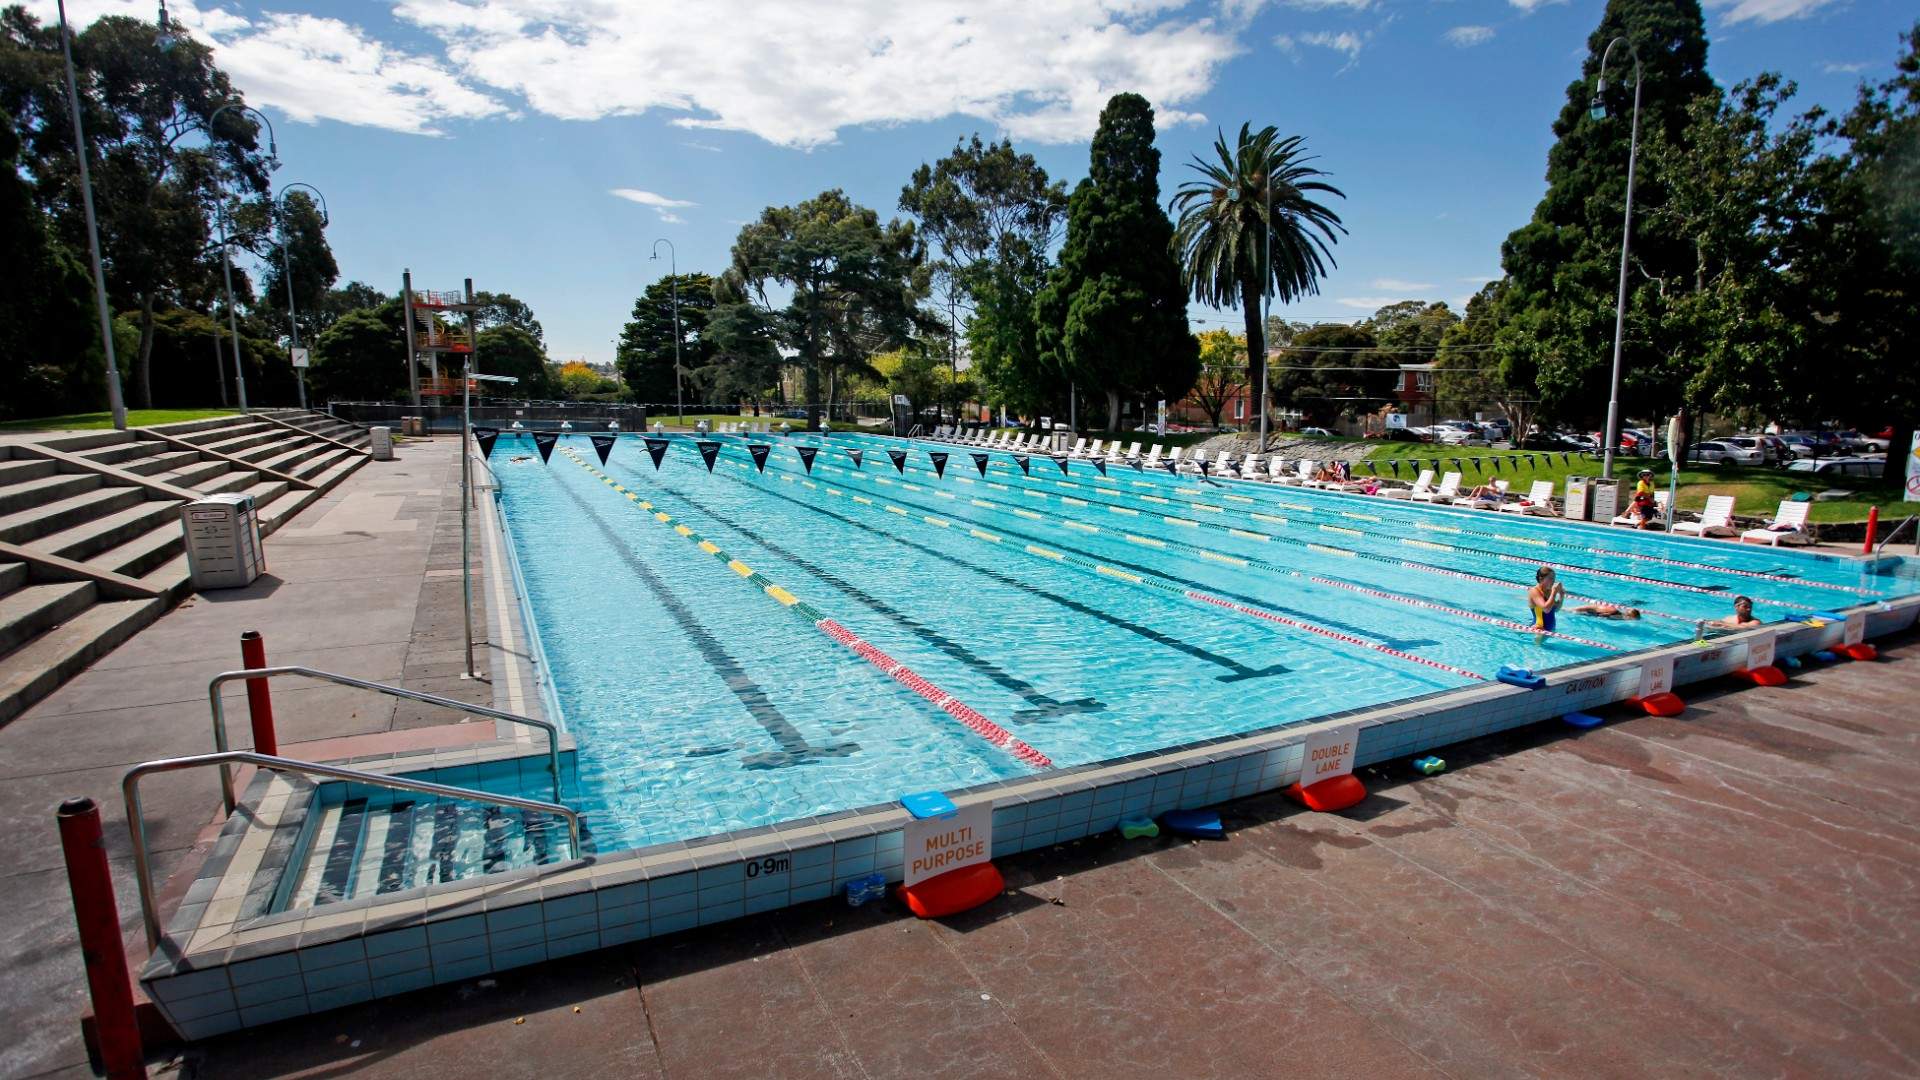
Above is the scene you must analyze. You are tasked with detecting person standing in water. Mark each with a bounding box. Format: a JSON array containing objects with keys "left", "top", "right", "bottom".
[{"left": 1528, "top": 566, "right": 1566, "bottom": 640}]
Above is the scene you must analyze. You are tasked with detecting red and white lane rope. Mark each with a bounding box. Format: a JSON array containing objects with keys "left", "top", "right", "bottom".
[
  {"left": 1305, "top": 575, "right": 1619, "bottom": 650},
  {"left": 1183, "top": 591, "right": 1489, "bottom": 681}
]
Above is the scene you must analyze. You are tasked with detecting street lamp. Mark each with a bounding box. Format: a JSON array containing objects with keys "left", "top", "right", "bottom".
[
  {"left": 55, "top": 0, "right": 129, "bottom": 429},
  {"left": 275, "top": 182, "right": 326, "bottom": 411},
  {"left": 1593, "top": 35, "right": 1643, "bottom": 480},
  {"left": 207, "top": 102, "right": 279, "bottom": 414},
  {"left": 649, "top": 239, "right": 683, "bottom": 426}
]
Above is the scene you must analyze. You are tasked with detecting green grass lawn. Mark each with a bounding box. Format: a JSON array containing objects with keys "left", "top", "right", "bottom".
[
  {"left": 1359, "top": 442, "right": 1905, "bottom": 523},
  {"left": 0, "top": 408, "right": 238, "bottom": 433}
]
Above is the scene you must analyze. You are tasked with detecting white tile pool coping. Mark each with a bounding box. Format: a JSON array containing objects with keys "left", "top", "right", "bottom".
[{"left": 137, "top": 439, "right": 1920, "bottom": 1039}]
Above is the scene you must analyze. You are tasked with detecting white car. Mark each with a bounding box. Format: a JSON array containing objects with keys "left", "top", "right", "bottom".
[
  {"left": 1299, "top": 426, "right": 1334, "bottom": 438},
  {"left": 1688, "top": 440, "right": 1764, "bottom": 465},
  {"left": 1432, "top": 422, "right": 1490, "bottom": 447},
  {"left": 1787, "top": 456, "right": 1885, "bottom": 478}
]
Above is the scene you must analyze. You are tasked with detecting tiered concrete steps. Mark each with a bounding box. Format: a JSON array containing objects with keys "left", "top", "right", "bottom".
[
  {"left": 263, "top": 409, "right": 372, "bottom": 449},
  {"left": 0, "top": 413, "right": 371, "bottom": 723}
]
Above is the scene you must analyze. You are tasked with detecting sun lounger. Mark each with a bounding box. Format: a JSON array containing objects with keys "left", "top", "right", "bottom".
[
  {"left": 1499, "top": 480, "right": 1557, "bottom": 516},
  {"left": 1412, "top": 471, "right": 1461, "bottom": 503},
  {"left": 1740, "top": 499, "right": 1812, "bottom": 546},
  {"left": 1672, "top": 494, "right": 1738, "bottom": 537},
  {"left": 1141, "top": 445, "right": 1164, "bottom": 468},
  {"left": 1383, "top": 468, "right": 1435, "bottom": 500},
  {"left": 1062, "top": 437, "right": 1086, "bottom": 458}
]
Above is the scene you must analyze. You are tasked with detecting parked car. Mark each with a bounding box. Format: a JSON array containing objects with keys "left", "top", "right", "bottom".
[
  {"left": 1382, "top": 427, "right": 1428, "bottom": 442},
  {"left": 1773, "top": 433, "right": 1822, "bottom": 459},
  {"left": 1721, "top": 436, "right": 1780, "bottom": 465},
  {"left": 1520, "top": 432, "right": 1583, "bottom": 451},
  {"left": 1786, "top": 456, "right": 1885, "bottom": 478},
  {"left": 1298, "top": 426, "right": 1334, "bottom": 438},
  {"left": 1688, "top": 440, "right": 1765, "bottom": 466},
  {"left": 1836, "top": 430, "right": 1890, "bottom": 453},
  {"left": 1432, "top": 421, "right": 1490, "bottom": 446}
]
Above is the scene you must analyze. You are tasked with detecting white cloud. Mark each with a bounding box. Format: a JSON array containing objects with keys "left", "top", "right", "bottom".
[
  {"left": 1705, "top": 0, "right": 1836, "bottom": 23},
  {"left": 1276, "top": 0, "right": 1373, "bottom": 9},
  {"left": 1336, "top": 296, "right": 1402, "bottom": 309},
  {"left": 610, "top": 189, "right": 697, "bottom": 222},
  {"left": 1444, "top": 26, "right": 1495, "bottom": 47},
  {"left": 1821, "top": 61, "right": 1869, "bottom": 74},
  {"left": 1459, "top": 274, "right": 1498, "bottom": 284},
  {"left": 395, "top": 0, "right": 1241, "bottom": 147},
  {"left": 682, "top": 140, "right": 724, "bottom": 153},
  {"left": 31, "top": 0, "right": 506, "bottom": 135},
  {"left": 1371, "top": 277, "right": 1434, "bottom": 291},
  {"left": 1506, "top": 0, "right": 1567, "bottom": 12},
  {"left": 1278, "top": 30, "right": 1365, "bottom": 68}
]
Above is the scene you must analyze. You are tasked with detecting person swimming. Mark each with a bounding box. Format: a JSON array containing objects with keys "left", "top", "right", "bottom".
[
  {"left": 1528, "top": 566, "right": 1565, "bottom": 637},
  {"left": 1706, "top": 595, "right": 1762, "bottom": 630},
  {"left": 1572, "top": 601, "right": 1642, "bottom": 620}
]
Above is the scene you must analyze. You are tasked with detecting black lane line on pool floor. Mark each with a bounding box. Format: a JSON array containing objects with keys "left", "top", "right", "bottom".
[
  {"left": 626, "top": 451, "right": 1288, "bottom": 684},
  {"left": 645, "top": 473, "right": 1106, "bottom": 724},
  {"left": 552, "top": 474, "right": 858, "bottom": 770}
]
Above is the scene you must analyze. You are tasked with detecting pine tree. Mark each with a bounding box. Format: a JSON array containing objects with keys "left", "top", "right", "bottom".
[
  {"left": 1498, "top": 0, "right": 1715, "bottom": 425},
  {"left": 1034, "top": 94, "right": 1198, "bottom": 430}
]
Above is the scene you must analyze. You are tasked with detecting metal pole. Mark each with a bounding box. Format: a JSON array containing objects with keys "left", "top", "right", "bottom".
[
  {"left": 210, "top": 318, "right": 226, "bottom": 406},
  {"left": 56, "top": 798, "right": 144, "bottom": 1079},
  {"left": 653, "top": 239, "right": 681, "bottom": 425},
  {"left": 1598, "top": 38, "right": 1642, "bottom": 481},
  {"left": 218, "top": 207, "right": 247, "bottom": 412},
  {"left": 56, "top": 0, "right": 128, "bottom": 430},
  {"left": 277, "top": 183, "right": 325, "bottom": 412},
  {"left": 461, "top": 277, "right": 477, "bottom": 679},
  {"left": 403, "top": 270, "right": 420, "bottom": 406}
]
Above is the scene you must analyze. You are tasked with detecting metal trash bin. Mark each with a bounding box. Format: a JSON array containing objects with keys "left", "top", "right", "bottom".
[
  {"left": 401, "top": 416, "right": 425, "bottom": 436},
  {"left": 181, "top": 493, "right": 263, "bottom": 590},
  {"left": 369, "top": 426, "right": 394, "bottom": 460},
  {"left": 1563, "top": 475, "right": 1592, "bottom": 520},
  {"left": 1588, "top": 478, "right": 1621, "bottom": 522}
]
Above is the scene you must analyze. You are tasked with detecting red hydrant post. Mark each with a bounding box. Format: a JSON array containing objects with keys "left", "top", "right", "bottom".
[
  {"left": 1863, "top": 505, "right": 1879, "bottom": 555},
  {"left": 57, "top": 797, "right": 146, "bottom": 1080},
  {"left": 240, "top": 630, "right": 277, "bottom": 756}
]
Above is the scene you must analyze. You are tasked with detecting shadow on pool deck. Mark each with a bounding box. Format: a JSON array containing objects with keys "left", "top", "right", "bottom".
[{"left": 167, "top": 631, "right": 1920, "bottom": 1080}]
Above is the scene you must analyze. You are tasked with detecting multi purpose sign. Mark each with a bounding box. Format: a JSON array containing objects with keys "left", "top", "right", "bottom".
[{"left": 902, "top": 802, "right": 991, "bottom": 887}]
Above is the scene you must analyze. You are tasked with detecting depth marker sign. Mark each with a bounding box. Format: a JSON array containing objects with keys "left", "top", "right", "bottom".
[{"left": 902, "top": 803, "right": 992, "bottom": 886}]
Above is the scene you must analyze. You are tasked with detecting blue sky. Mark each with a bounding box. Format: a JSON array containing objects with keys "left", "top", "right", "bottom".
[{"left": 41, "top": 0, "right": 1918, "bottom": 367}]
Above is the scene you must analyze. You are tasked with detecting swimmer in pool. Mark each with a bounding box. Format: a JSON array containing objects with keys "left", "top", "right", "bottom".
[
  {"left": 1573, "top": 602, "right": 1642, "bottom": 620},
  {"left": 1706, "top": 595, "right": 1762, "bottom": 630},
  {"left": 1528, "top": 566, "right": 1565, "bottom": 639}
]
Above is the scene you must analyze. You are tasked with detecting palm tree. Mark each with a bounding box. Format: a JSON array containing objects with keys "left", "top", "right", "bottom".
[{"left": 1172, "top": 126, "right": 1345, "bottom": 444}]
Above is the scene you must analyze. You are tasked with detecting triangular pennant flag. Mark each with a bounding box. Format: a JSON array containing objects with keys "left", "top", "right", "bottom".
[
  {"left": 532, "top": 431, "right": 558, "bottom": 463},
  {"left": 1161, "top": 460, "right": 1178, "bottom": 475},
  {"left": 473, "top": 427, "right": 500, "bottom": 459},
  {"left": 847, "top": 448, "right": 864, "bottom": 469},
  {"left": 1560, "top": 453, "right": 1571, "bottom": 465},
  {"left": 1056, "top": 456, "right": 1072, "bottom": 476},
  {"left": 1470, "top": 459, "right": 1483, "bottom": 475},
  {"left": 797, "top": 445, "right": 819, "bottom": 474},
  {"left": 1448, "top": 457, "right": 1462, "bottom": 471},
  {"left": 697, "top": 440, "right": 721, "bottom": 471},
  {"left": 1524, "top": 454, "right": 1536, "bottom": 468},
  {"left": 971, "top": 452, "right": 989, "bottom": 477},
  {"left": 928, "top": 451, "right": 948, "bottom": 478},
  {"left": 1492, "top": 457, "right": 1503, "bottom": 473},
  {"left": 887, "top": 449, "right": 908, "bottom": 474},
  {"left": 589, "top": 432, "right": 615, "bottom": 465},
  {"left": 748, "top": 443, "right": 770, "bottom": 472},
  {"left": 644, "top": 437, "right": 670, "bottom": 469},
  {"left": 1092, "top": 459, "right": 1107, "bottom": 477},
  {"left": 1364, "top": 461, "right": 1377, "bottom": 475},
  {"left": 1013, "top": 453, "right": 1031, "bottom": 476},
  {"left": 1129, "top": 458, "right": 1143, "bottom": 471},
  {"left": 1195, "top": 459, "right": 1208, "bottom": 477},
  {"left": 1390, "top": 460, "right": 1402, "bottom": 476}
]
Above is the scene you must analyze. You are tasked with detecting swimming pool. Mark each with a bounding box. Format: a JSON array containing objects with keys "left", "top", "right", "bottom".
[{"left": 494, "top": 429, "right": 1919, "bottom": 854}]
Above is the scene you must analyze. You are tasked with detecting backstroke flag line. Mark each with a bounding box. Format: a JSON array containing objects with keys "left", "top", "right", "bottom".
[
  {"left": 1013, "top": 453, "right": 1031, "bottom": 476},
  {"left": 748, "top": 443, "right": 771, "bottom": 472},
  {"left": 929, "top": 451, "right": 949, "bottom": 478},
  {"left": 846, "top": 448, "right": 864, "bottom": 469},
  {"left": 887, "top": 449, "right": 908, "bottom": 474},
  {"left": 797, "top": 445, "right": 819, "bottom": 474},
  {"left": 532, "top": 432, "right": 558, "bottom": 463},
  {"left": 971, "top": 452, "right": 989, "bottom": 477},
  {"left": 697, "top": 440, "right": 722, "bottom": 472},
  {"left": 644, "top": 437, "right": 670, "bottom": 468},
  {"left": 589, "top": 432, "right": 616, "bottom": 465},
  {"left": 473, "top": 427, "right": 500, "bottom": 459}
]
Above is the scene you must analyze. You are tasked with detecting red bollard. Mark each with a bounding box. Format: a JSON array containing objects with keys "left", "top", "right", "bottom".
[
  {"left": 58, "top": 798, "right": 146, "bottom": 1080},
  {"left": 1863, "top": 505, "right": 1878, "bottom": 555},
  {"left": 240, "top": 631, "right": 277, "bottom": 756}
]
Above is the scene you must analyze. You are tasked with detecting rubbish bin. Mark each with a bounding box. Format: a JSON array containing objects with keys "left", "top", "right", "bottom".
[
  {"left": 1589, "top": 478, "right": 1621, "bottom": 523},
  {"left": 369, "top": 426, "right": 394, "bottom": 461},
  {"left": 1563, "top": 475, "right": 1592, "bottom": 520},
  {"left": 181, "top": 494, "right": 263, "bottom": 590}
]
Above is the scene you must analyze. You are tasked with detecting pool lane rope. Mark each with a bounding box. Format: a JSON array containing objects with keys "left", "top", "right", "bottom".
[
  {"left": 699, "top": 446, "right": 1489, "bottom": 683},
  {"left": 557, "top": 447, "right": 1054, "bottom": 770},
  {"left": 810, "top": 438, "right": 1813, "bottom": 613}
]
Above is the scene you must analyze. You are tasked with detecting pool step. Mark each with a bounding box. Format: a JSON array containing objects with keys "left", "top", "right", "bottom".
[{"left": 285, "top": 795, "right": 580, "bottom": 910}]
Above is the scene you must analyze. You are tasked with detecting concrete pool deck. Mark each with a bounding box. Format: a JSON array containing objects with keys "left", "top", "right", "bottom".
[{"left": 2, "top": 434, "right": 1917, "bottom": 1077}]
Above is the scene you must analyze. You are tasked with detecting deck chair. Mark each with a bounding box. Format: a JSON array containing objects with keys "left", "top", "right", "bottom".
[
  {"left": 1462, "top": 478, "right": 1510, "bottom": 509},
  {"left": 1740, "top": 500, "right": 1812, "bottom": 546},
  {"left": 1501, "top": 480, "right": 1557, "bottom": 516},
  {"left": 1613, "top": 490, "right": 1669, "bottom": 528},
  {"left": 1179, "top": 448, "right": 1208, "bottom": 474},
  {"left": 1383, "top": 468, "right": 1436, "bottom": 500},
  {"left": 1673, "top": 494, "right": 1738, "bottom": 537},
  {"left": 1238, "top": 453, "right": 1265, "bottom": 479},
  {"left": 1413, "top": 471, "right": 1461, "bottom": 503},
  {"left": 1116, "top": 441, "right": 1142, "bottom": 461},
  {"left": 1141, "top": 445, "right": 1164, "bottom": 468},
  {"left": 1266, "top": 457, "right": 1289, "bottom": 482},
  {"left": 1063, "top": 437, "right": 1086, "bottom": 458},
  {"left": 1166, "top": 446, "right": 1185, "bottom": 469}
]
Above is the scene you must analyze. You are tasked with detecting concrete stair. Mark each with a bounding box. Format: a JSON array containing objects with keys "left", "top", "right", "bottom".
[{"left": 0, "top": 412, "right": 370, "bottom": 724}]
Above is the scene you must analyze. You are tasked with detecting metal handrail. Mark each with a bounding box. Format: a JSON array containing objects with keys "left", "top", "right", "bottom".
[
  {"left": 1876, "top": 514, "right": 1916, "bottom": 555},
  {"left": 208, "top": 666, "right": 563, "bottom": 812},
  {"left": 124, "top": 750, "right": 583, "bottom": 950}
]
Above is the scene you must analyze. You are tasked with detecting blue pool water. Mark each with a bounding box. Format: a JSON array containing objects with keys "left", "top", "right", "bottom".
[{"left": 491, "top": 430, "right": 1917, "bottom": 853}]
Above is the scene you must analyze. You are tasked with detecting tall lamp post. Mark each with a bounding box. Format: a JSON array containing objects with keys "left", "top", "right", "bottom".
[
  {"left": 650, "top": 239, "right": 682, "bottom": 426},
  {"left": 1594, "top": 35, "right": 1643, "bottom": 480},
  {"left": 275, "top": 182, "right": 326, "bottom": 411},
  {"left": 207, "top": 102, "right": 279, "bottom": 414},
  {"left": 55, "top": 0, "right": 128, "bottom": 430}
]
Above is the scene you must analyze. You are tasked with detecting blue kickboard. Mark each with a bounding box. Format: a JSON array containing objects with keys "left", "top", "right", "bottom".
[
  {"left": 1497, "top": 665, "right": 1546, "bottom": 689},
  {"left": 900, "top": 791, "right": 958, "bottom": 820},
  {"left": 1161, "top": 809, "right": 1225, "bottom": 839},
  {"left": 1563, "top": 712, "right": 1605, "bottom": 729}
]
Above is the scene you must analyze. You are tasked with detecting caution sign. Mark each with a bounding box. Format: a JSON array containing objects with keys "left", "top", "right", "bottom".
[
  {"left": 532, "top": 431, "right": 558, "bottom": 463},
  {"left": 644, "top": 437, "right": 670, "bottom": 469},
  {"left": 588, "top": 432, "right": 616, "bottom": 465},
  {"left": 472, "top": 427, "right": 500, "bottom": 459},
  {"left": 902, "top": 802, "right": 992, "bottom": 887},
  {"left": 1299, "top": 723, "right": 1358, "bottom": 783}
]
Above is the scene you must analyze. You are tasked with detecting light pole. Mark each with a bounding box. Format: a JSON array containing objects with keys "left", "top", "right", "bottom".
[
  {"left": 275, "top": 182, "right": 326, "bottom": 411},
  {"left": 1594, "top": 35, "right": 1643, "bottom": 480},
  {"left": 650, "top": 239, "right": 682, "bottom": 426},
  {"left": 56, "top": 0, "right": 128, "bottom": 430},
  {"left": 207, "top": 102, "right": 279, "bottom": 414}
]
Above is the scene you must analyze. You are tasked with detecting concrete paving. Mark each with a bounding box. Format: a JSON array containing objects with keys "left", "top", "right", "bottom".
[
  {"left": 4, "top": 431, "right": 1917, "bottom": 1079},
  {"left": 176, "top": 631, "right": 1916, "bottom": 1080}
]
